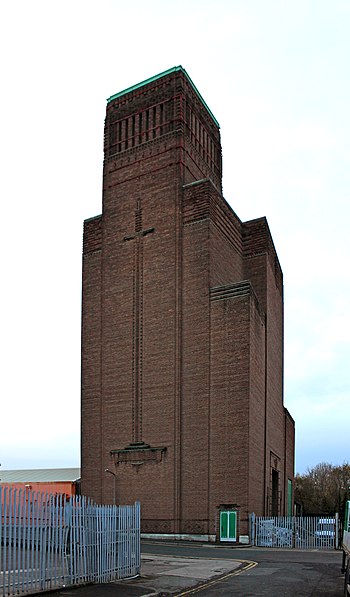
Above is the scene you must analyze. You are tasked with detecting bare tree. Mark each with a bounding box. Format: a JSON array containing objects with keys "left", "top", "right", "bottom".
[{"left": 295, "top": 462, "right": 350, "bottom": 517}]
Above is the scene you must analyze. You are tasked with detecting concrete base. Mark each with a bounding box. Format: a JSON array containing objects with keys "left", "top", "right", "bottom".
[
  {"left": 239, "top": 535, "right": 250, "bottom": 544},
  {"left": 141, "top": 533, "right": 217, "bottom": 542}
]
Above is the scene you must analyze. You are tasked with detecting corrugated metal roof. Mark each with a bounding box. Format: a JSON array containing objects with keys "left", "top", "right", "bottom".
[{"left": 0, "top": 468, "right": 81, "bottom": 483}]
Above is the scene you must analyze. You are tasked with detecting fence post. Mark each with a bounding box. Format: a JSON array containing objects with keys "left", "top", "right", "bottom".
[
  {"left": 250, "top": 513, "right": 255, "bottom": 546},
  {"left": 335, "top": 512, "right": 339, "bottom": 549},
  {"left": 135, "top": 501, "right": 141, "bottom": 575},
  {"left": 292, "top": 516, "right": 296, "bottom": 549}
]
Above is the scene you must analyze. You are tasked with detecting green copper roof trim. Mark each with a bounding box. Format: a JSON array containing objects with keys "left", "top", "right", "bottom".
[{"left": 106, "top": 65, "right": 219, "bottom": 128}]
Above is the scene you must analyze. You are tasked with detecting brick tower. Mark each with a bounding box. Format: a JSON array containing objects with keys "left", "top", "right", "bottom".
[{"left": 81, "top": 66, "right": 294, "bottom": 539}]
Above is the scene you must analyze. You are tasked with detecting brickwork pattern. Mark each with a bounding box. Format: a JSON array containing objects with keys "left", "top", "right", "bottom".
[{"left": 81, "top": 67, "right": 295, "bottom": 537}]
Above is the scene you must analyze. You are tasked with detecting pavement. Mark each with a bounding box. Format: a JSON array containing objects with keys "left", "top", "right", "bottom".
[{"left": 41, "top": 553, "right": 244, "bottom": 596}]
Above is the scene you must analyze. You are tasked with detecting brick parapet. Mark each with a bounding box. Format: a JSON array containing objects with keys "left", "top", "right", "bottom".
[
  {"left": 83, "top": 215, "right": 102, "bottom": 254},
  {"left": 243, "top": 217, "right": 283, "bottom": 293},
  {"left": 104, "top": 69, "right": 222, "bottom": 192}
]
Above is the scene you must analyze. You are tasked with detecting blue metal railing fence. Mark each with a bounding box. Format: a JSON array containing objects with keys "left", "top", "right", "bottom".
[{"left": 0, "top": 486, "right": 140, "bottom": 596}]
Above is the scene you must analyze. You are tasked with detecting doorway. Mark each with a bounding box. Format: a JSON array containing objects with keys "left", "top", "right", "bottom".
[
  {"left": 271, "top": 469, "right": 279, "bottom": 516},
  {"left": 220, "top": 511, "right": 237, "bottom": 542}
]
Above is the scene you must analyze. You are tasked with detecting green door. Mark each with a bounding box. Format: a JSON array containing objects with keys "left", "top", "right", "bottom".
[{"left": 220, "top": 511, "right": 237, "bottom": 542}]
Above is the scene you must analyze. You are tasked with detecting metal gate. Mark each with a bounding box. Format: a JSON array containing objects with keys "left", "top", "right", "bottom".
[
  {"left": 0, "top": 486, "right": 141, "bottom": 596},
  {"left": 251, "top": 513, "right": 339, "bottom": 549}
]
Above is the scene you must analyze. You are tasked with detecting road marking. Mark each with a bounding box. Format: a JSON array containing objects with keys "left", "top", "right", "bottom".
[{"left": 174, "top": 560, "right": 258, "bottom": 596}]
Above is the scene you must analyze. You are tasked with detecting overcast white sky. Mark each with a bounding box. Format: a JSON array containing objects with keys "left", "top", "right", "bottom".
[{"left": 0, "top": 0, "right": 349, "bottom": 475}]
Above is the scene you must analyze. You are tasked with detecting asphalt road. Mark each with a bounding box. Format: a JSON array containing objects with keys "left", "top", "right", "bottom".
[
  {"left": 142, "top": 541, "right": 345, "bottom": 596},
  {"left": 0, "top": 541, "right": 345, "bottom": 596}
]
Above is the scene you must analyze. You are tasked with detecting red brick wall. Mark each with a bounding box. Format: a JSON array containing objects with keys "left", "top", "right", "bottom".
[
  {"left": 209, "top": 288, "right": 250, "bottom": 532},
  {"left": 81, "top": 67, "right": 294, "bottom": 537},
  {"left": 209, "top": 192, "right": 243, "bottom": 288},
  {"left": 265, "top": 256, "right": 285, "bottom": 515},
  {"left": 82, "top": 69, "right": 225, "bottom": 532},
  {"left": 181, "top": 210, "right": 210, "bottom": 533},
  {"left": 248, "top": 292, "right": 266, "bottom": 516},
  {"left": 81, "top": 216, "right": 102, "bottom": 503},
  {"left": 243, "top": 216, "right": 289, "bottom": 517},
  {"left": 100, "top": 158, "right": 183, "bottom": 530},
  {"left": 284, "top": 409, "right": 295, "bottom": 512}
]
